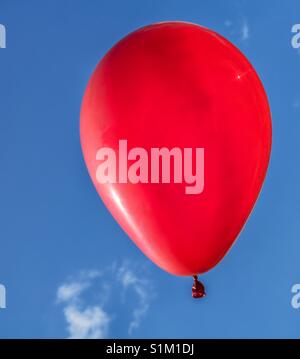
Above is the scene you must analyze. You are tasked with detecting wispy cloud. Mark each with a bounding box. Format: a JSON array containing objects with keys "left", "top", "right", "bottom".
[
  {"left": 57, "top": 270, "right": 109, "bottom": 339},
  {"left": 224, "top": 19, "right": 233, "bottom": 28},
  {"left": 56, "top": 262, "right": 154, "bottom": 338},
  {"left": 241, "top": 19, "right": 249, "bottom": 41},
  {"left": 224, "top": 17, "right": 250, "bottom": 41},
  {"left": 117, "top": 265, "right": 152, "bottom": 334},
  {"left": 64, "top": 305, "right": 110, "bottom": 339},
  {"left": 57, "top": 282, "right": 87, "bottom": 302},
  {"left": 292, "top": 98, "right": 300, "bottom": 108}
]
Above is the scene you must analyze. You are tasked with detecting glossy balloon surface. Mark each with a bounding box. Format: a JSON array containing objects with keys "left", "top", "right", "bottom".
[{"left": 80, "top": 22, "right": 272, "bottom": 276}]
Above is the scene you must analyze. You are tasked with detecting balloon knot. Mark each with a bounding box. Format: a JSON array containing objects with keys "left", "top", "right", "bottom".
[{"left": 192, "top": 275, "right": 206, "bottom": 299}]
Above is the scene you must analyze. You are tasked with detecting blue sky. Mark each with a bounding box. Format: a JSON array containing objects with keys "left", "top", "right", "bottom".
[{"left": 0, "top": 0, "right": 300, "bottom": 338}]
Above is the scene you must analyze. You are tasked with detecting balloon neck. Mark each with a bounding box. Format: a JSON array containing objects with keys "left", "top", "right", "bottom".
[{"left": 192, "top": 275, "right": 206, "bottom": 299}]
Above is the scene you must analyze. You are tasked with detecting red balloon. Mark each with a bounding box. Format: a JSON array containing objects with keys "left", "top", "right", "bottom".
[{"left": 80, "top": 22, "right": 272, "bottom": 277}]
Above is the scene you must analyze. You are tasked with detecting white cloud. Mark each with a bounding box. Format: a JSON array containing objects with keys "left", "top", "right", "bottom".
[
  {"left": 64, "top": 305, "right": 110, "bottom": 339},
  {"left": 56, "top": 263, "right": 154, "bottom": 338},
  {"left": 241, "top": 19, "right": 249, "bottom": 41},
  {"left": 56, "top": 270, "right": 109, "bottom": 339},
  {"left": 117, "top": 265, "right": 152, "bottom": 334},
  {"left": 57, "top": 282, "right": 87, "bottom": 302},
  {"left": 224, "top": 18, "right": 250, "bottom": 41},
  {"left": 224, "top": 19, "right": 233, "bottom": 27}
]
